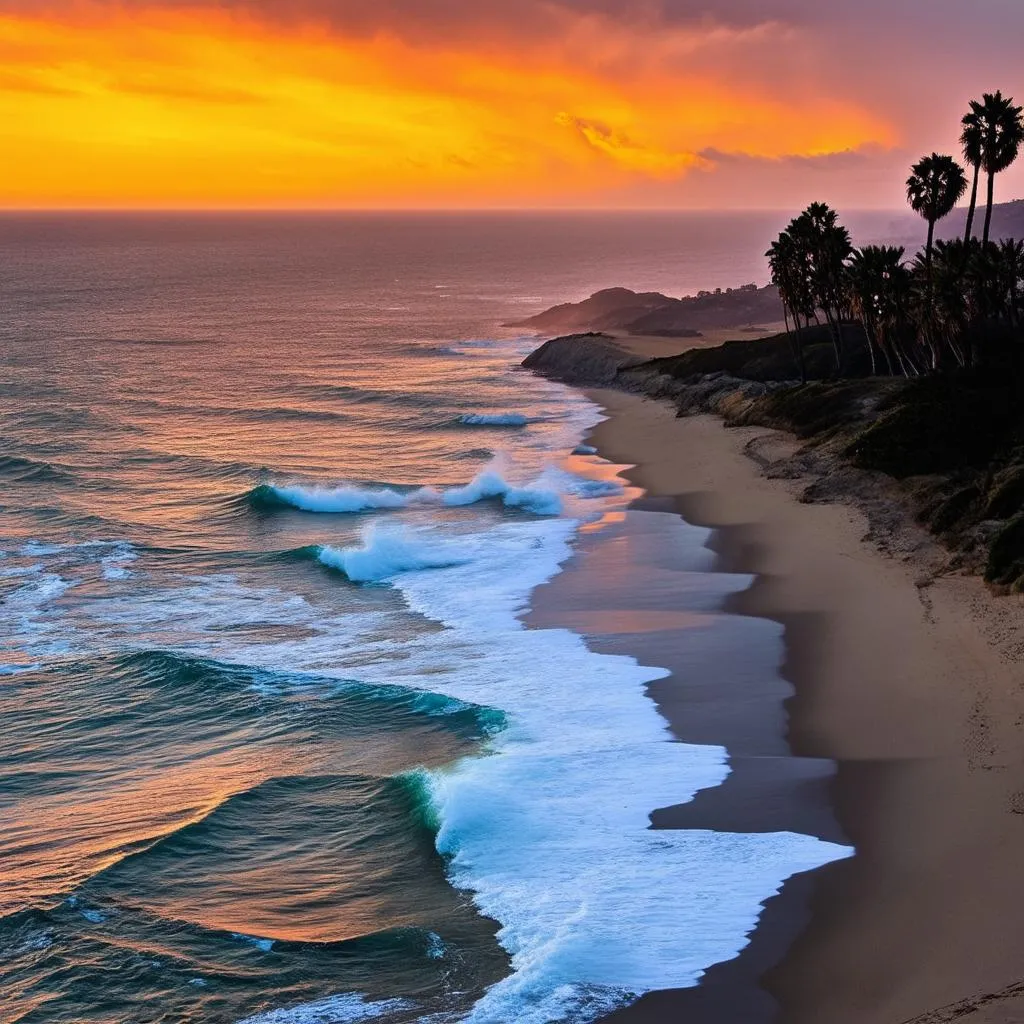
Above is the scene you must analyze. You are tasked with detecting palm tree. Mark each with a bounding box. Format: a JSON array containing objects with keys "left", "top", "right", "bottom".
[
  {"left": 906, "top": 154, "right": 969, "bottom": 265},
  {"left": 960, "top": 105, "right": 985, "bottom": 241},
  {"left": 767, "top": 227, "right": 814, "bottom": 382},
  {"left": 966, "top": 92, "right": 1024, "bottom": 244},
  {"left": 847, "top": 245, "right": 908, "bottom": 375},
  {"left": 792, "top": 202, "right": 852, "bottom": 372}
]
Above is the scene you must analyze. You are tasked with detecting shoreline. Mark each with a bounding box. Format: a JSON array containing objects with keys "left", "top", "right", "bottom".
[
  {"left": 525, "top": 477, "right": 847, "bottom": 1024},
  {"left": 560, "top": 387, "right": 1024, "bottom": 1023}
]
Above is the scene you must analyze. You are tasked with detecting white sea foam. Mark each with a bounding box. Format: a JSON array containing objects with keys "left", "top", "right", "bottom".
[
  {"left": 237, "top": 994, "right": 413, "bottom": 1024},
  {"left": 5, "top": 573, "right": 73, "bottom": 608},
  {"left": 377, "top": 518, "right": 852, "bottom": 1023},
  {"left": 99, "top": 542, "right": 138, "bottom": 581},
  {"left": 439, "top": 469, "right": 562, "bottom": 516},
  {"left": 457, "top": 413, "right": 530, "bottom": 427},
  {"left": 11, "top": 540, "right": 138, "bottom": 582},
  {"left": 317, "top": 526, "right": 473, "bottom": 583},
  {"left": 266, "top": 465, "right": 564, "bottom": 518},
  {"left": 1, "top": 563, "right": 45, "bottom": 578}
]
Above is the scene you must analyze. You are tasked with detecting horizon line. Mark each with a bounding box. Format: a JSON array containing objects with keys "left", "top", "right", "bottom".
[{"left": 0, "top": 205, "right": 931, "bottom": 215}]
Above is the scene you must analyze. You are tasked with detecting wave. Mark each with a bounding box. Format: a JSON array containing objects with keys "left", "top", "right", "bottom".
[
  {"left": 0, "top": 454, "right": 76, "bottom": 485},
  {"left": 457, "top": 413, "right": 529, "bottom": 427},
  {"left": 248, "top": 465, "right": 564, "bottom": 517},
  {"left": 103, "top": 650, "right": 505, "bottom": 732},
  {"left": 315, "top": 527, "right": 473, "bottom": 584},
  {"left": 0, "top": 649, "right": 505, "bottom": 921},
  {"left": 250, "top": 482, "right": 418, "bottom": 514},
  {"left": 438, "top": 469, "right": 562, "bottom": 516},
  {"left": 118, "top": 449, "right": 258, "bottom": 482},
  {"left": 280, "top": 383, "right": 449, "bottom": 410}
]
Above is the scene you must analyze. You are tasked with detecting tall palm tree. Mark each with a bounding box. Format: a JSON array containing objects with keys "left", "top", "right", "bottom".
[
  {"left": 971, "top": 92, "right": 1024, "bottom": 244},
  {"left": 906, "top": 153, "right": 969, "bottom": 265},
  {"left": 791, "top": 202, "right": 852, "bottom": 371},
  {"left": 960, "top": 105, "right": 985, "bottom": 242},
  {"left": 767, "top": 227, "right": 814, "bottom": 382}
]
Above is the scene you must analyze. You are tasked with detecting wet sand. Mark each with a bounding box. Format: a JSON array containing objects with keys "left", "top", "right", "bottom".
[
  {"left": 526, "top": 466, "right": 848, "bottom": 1023},
  {"left": 541, "top": 388, "right": 1024, "bottom": 1024}
]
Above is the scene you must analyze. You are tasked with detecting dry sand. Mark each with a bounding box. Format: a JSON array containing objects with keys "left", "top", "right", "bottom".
[{"left": 585, "top": 388, "right": 1024, "bottom": 1024}]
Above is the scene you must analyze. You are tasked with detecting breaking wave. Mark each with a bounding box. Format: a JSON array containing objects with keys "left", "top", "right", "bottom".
[
  {"left": 247, "top": 466, "right": 565, "bottom": 517},
  {"left": 315, "top": 526, "right": 474, "bottom": 584}
]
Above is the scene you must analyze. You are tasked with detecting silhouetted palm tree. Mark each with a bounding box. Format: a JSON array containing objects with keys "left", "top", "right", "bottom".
[
  {"left": 792, "top": 203, "right": 852, "bottom": 371},
  {"left": 966, "top": 92, "right": 1024, "bottom": 244},
  {"left": 906, "top": 154, "right": 969, "bottom": 265},
  {"left": 767, "top": 227, "right": 814, "bottom": 382},
  {"left": 847, "top": 245, "right": 908, "bottom": 375},
  {"left": 960, "top": 105, "right": 985, "bottom": 241}
]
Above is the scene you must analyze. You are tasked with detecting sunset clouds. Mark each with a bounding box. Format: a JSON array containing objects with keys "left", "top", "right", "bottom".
[{"left": 0, "top": 0, "right": 1019, "bottom": 208}]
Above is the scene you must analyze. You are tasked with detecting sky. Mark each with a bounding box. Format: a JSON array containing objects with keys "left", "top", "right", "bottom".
[{"left": 0, "top": 0, "right": 1021, "bottom": 209}]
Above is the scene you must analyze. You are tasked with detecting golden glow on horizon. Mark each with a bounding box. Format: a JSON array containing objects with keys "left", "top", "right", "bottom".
[{"left": 0, "top": 6, "right": 899, "bottom": 208}]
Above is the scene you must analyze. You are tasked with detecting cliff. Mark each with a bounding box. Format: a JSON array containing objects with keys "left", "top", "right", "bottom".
[{"left": 520, "top": 332, "right": 648, "bottom": 385}]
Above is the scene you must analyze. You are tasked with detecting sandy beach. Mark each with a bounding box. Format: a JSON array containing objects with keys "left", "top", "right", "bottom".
[{"left": 574, "top": 388, "right": 1024, "bottom": 1024}]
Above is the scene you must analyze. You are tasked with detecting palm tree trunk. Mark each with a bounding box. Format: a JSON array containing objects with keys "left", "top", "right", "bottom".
[
  {"left": 864, "top": 319, "right": 878, "bottom": 376},
  {"left": 926, "top": 217, "right": 936, "bottom": 265},
  {"left": 793, "top": 312, "right": 807, "bottom": 384},
  {"left": 823, "top": 309, "right": 842, "bottom": 374},
  {"left": 964, "top": 163, "right": 980, "bottom": 242},
  {"left": 983, "top": 169, "right": 996, "bottom": 244},
  {"left": 877, "top": 329, "right": 894, "bottom": 376}
]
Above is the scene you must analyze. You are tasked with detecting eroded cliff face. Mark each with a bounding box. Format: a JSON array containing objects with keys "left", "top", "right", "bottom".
[{"left": 519, "top": 333, "right": 645, "bottom": 385}]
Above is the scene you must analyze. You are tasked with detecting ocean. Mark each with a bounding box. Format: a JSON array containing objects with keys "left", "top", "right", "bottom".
[{"left": 0, "top": 212, "right": 874, "bottom": 1024}]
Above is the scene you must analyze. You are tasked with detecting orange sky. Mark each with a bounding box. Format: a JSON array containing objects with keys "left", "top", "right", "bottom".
[{"left": 0, "top": 1, "right": 1019, "bottom": 209}]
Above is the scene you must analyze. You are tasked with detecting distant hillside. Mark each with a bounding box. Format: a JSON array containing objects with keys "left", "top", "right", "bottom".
[
  {"left": 940, "top": 199, "right": 1024, "bottom": 241},
  {"left": 509, "top": 283, "right": 783, "bottom": 337}
]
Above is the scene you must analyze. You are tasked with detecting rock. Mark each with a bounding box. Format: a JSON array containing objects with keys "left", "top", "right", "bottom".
[{"left": 520, "top": 333, "right": 645, "bottom": 386}]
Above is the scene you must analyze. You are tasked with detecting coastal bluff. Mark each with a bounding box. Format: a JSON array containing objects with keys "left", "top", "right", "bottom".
[
  {"left": 523, "top": 326, "right": 1024, "bottom": 595},
  {"left": 521, "top": 332, "right": 648, "bottom": 385}
]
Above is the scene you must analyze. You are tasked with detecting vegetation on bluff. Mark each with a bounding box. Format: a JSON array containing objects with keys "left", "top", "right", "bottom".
[
  {"left": 768, "top": 92, "right": 1023, "bottom": 382},
  {"left": 762, "top": 92, "right": 1024, "bottom": 589}
]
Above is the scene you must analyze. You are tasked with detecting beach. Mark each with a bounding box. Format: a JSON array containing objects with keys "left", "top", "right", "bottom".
[{"left": 564, "top": 387, "right": 1024, "bottom": 1023}]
